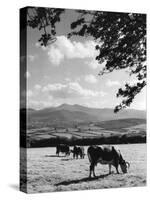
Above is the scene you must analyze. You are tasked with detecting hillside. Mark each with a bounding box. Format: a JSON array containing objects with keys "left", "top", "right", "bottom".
[
  {"left": 28, "top": 109, "right": 98, "bottom": 123},
  {"left": 20, "top": 104, "right": 146, "bottom": 147},
  {"left": 95, "top": 118, "right": 146, "bottom": 132},
  {"left": 26, "top": 104, "right": 146, "bottom": 126}
]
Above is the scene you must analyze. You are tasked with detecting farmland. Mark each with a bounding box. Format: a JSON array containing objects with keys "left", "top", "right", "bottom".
[
  {"left": 23, "top": 118, "right": 146, "bottom": 148},
  {"left": 20, "top": 105, "right": 146, "bottom": 147},
  {"left": 20, "top": 144, "right": 146, "bottom": 193},
  {"left": 20, "top": 105, "right": 147, "bottom": 193}
]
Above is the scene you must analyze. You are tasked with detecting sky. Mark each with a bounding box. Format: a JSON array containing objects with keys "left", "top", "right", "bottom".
[{"left": 25, "top": 9, "right": 146, "bottom": 110}]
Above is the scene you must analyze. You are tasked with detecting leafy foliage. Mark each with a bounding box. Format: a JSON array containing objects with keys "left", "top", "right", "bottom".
[
  {"left": 69, "top": 11, "right": 146, "bottom": 112},
  {"left": 27, "top": 8, "right": 146, "bottom": 112},
  {"left": 27, "top": 7, "right": 65, "bottom": 46}
]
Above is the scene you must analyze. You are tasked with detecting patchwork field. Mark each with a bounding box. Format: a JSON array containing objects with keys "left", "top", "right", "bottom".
[
  {"left": 25, "top": 119, "right": 146, "bottom": 148},
  {"left": 20, "top": 144, "right": 146, "bottom": 193}
]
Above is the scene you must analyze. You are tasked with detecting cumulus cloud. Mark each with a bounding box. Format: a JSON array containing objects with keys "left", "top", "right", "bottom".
[
  {"left": 85, "top": 74, "right": 97, "bottom": 83},
  {"left": 35, "top": 42, "right": 47, "bottom": 51},
  {"left": 85, "top": 59, "right": 100, "bottom": 69},
  {"left": 27, "top": 99, "right": 54, "bottom": 110},
  {"left": 65, "top": 77, "right": 71, "bottom": 82},
  {"left": 127, "top": 79, "right": 144, "bottom": 86},
  {"left": 48, "top": 45, "right": 64, "bottom": 65},
  {"left": 42, "top": 82, "right": 101, "bottom": 99},
  {"left": 27, "top": 90, "right": 33, "bottom": 97},
  {"left": 106, "top": 79, "right": 121, "bottom": 87},
  {"left": 27, "top": 80, "right": 107, "bottom": 109},
  {"left": 99, "top": 91, "right": 107, "bottom": 97},
  {"left": 47, "top": 36, "right": 98, "bottom": 65},
  {"left": 34, "top": 84, "right": 42, "bottom": 90}
]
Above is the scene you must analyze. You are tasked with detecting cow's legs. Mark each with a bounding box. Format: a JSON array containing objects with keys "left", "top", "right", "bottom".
[
  {"left": 89, "top": 166, "right": 92, "bottom": 178},
  {"left": 115, "top": 165, "right": 119, "bottom": 174},
  {"left": 93, "top": 165, "right": 96, "bottom": 177},
  {"left": 109, "top": 164, "right": 111, "bottom": 174},
  {"left": 89, "top": 164, "right": 93, "bottom": 178},
  {"left": 89, "top": 163, "right": 96, "bottom": 178}
]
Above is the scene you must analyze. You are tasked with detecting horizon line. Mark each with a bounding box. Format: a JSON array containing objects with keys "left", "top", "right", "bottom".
[{"left": 22, "top": 103, "right": 146, "bottom": 111}]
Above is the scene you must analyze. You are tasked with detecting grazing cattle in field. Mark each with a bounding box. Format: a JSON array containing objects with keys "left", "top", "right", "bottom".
[
  {"left": 87, "top": 145, "right": 130, "bottom": 178},
  {"left": 72, "top": 146, "right": 85, "bottom": 159},
  {"left": 56, "top": 144, "right": 70, "bottom": 156}
]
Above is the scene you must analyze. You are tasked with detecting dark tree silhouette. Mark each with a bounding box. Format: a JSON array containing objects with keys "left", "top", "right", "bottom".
[
  {"left": 27, "top": 7, "right": 65, "bottom": 46},
  {"left": 27, "top": 8, "right": 146, "bottom": 112},
  {"left": 69, "top": 10, "right": 146, "bottom": 112}
]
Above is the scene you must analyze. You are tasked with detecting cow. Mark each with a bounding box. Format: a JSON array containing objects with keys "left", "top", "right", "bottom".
[
  {"left": 56, "top": 144, "right": 70, "bottom": 156},
  {"left": 72, "top": 145, "right": 85, "bottom": 159},
  {"left": 87, "top": 145, "right": 130, "bottom": 178}
]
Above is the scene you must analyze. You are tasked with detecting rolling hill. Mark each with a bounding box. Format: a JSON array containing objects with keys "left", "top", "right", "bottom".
[
  {"left": 26, "top": 104, "right": 146, "bottom": 125},
  {"left": 20, "top": 104, "right": 147, "bottom": 147}
]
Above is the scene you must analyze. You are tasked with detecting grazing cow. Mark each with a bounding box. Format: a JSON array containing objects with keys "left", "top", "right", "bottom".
[
  {"left": 72, "top": 145, "right": 85, "bottom": 159},
  {"left": 87, "top": 145, "right": 130, "bottom": 178},
  {"left": 56, "top": 144, "right": 70, "bottom": 156}
]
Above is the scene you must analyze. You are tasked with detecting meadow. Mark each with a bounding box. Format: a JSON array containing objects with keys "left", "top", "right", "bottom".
[{"left": 22, "top": 144, "right": 146, "bottom": 193}]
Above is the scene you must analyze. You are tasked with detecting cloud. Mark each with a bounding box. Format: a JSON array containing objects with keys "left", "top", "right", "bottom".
[
  {"left": 27, "top": 99, "right": 54, "bottom": 110},
  {"left": 99, "top": 91, "right": 107, "bottom": 97},
  {"left": 84, "top": 74, "right": 97, "bottom": 83},
  {"left": 47, "top": 36, "right": 98, "bottom": 65},
  {"left": 34, "top": 84, "right": 42, "bottom": 90},
  {"left": 127, "top": 79, "right": 144, "bottom": 86},
  {"left": 48, "top": 45, "right": 64, "bottom": 65},
  {"left": 42, "top": 82, "right": 101, "bottom": 99},
  {"left": 85, "top": 100, "right": 107, "bottom": 108},
  {"left": 106, "top": 79, "right": 121, "bottom": 87},
  {"left": 85, "top": 59, "right": 100, "bottom": 69},
  {"left": 27, "top": 80, "right": 107, "bottom": 109},
  {"left": 27, "top": 90, "right": 33, "bottom": 97},
  {"left": 35, "top": 42, "right": 47, "bottom": 51},
  {"left": 65, "top": 77, "right": 71, "bottom": 82}
]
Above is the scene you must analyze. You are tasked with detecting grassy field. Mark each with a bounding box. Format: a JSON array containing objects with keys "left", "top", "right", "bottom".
[
  {"left": 21, "top": 143, "right": 146, "bottom": 193},
  {"left": 24, "top": 120, "right": 146, "bottom": 148}
]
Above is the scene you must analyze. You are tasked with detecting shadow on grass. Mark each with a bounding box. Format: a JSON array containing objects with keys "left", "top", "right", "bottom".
[
  {"left": 55, "top": 174, "right": 110, "bottom": 186},
  {"left": 45, "top": 155, "right": 67, "bottom": 158},
  {"left": 61, "top": 158, "right": 73, "bottom": 161}
]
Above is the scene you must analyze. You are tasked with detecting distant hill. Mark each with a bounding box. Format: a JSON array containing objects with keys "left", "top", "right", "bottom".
[
  {"left": 25, "top": 117, "right": 146, "bottom": 148},
  {"left": 26, "top": 104, "right": 146, "bottom": 125},
  {"left": 95, "top": 118, "right": 146, "bottom": 132},
  {"left": 28, "top": 109, "right": 98, "bottom": 123}
]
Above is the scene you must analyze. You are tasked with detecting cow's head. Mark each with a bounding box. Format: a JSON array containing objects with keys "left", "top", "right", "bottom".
[{"left": 120, "top": 159, "right": 130, "bottom": 173}]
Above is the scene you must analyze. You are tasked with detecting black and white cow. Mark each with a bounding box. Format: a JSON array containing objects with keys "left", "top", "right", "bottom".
[
  {"left": 72, "top": 145, "right": 85, "bottom": 159},
  {"left": 56, "top": 144, "right": 70, "bottom": 156},
  {"left": 87, "top": 145, "right": 130, "bottom": 178}
]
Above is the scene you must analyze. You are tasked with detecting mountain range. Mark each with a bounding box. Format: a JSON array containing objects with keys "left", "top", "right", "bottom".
[{"left": 26, "top": 104, "right": 146, "bottom": 124}]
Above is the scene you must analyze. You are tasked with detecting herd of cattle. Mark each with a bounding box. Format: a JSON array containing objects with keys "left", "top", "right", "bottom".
[
  {"left": 56, "top": 144, "right": 130, "bottom": 177},
  {"left": 56, "top": 144, "right": 85, "bottom": 159}
]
